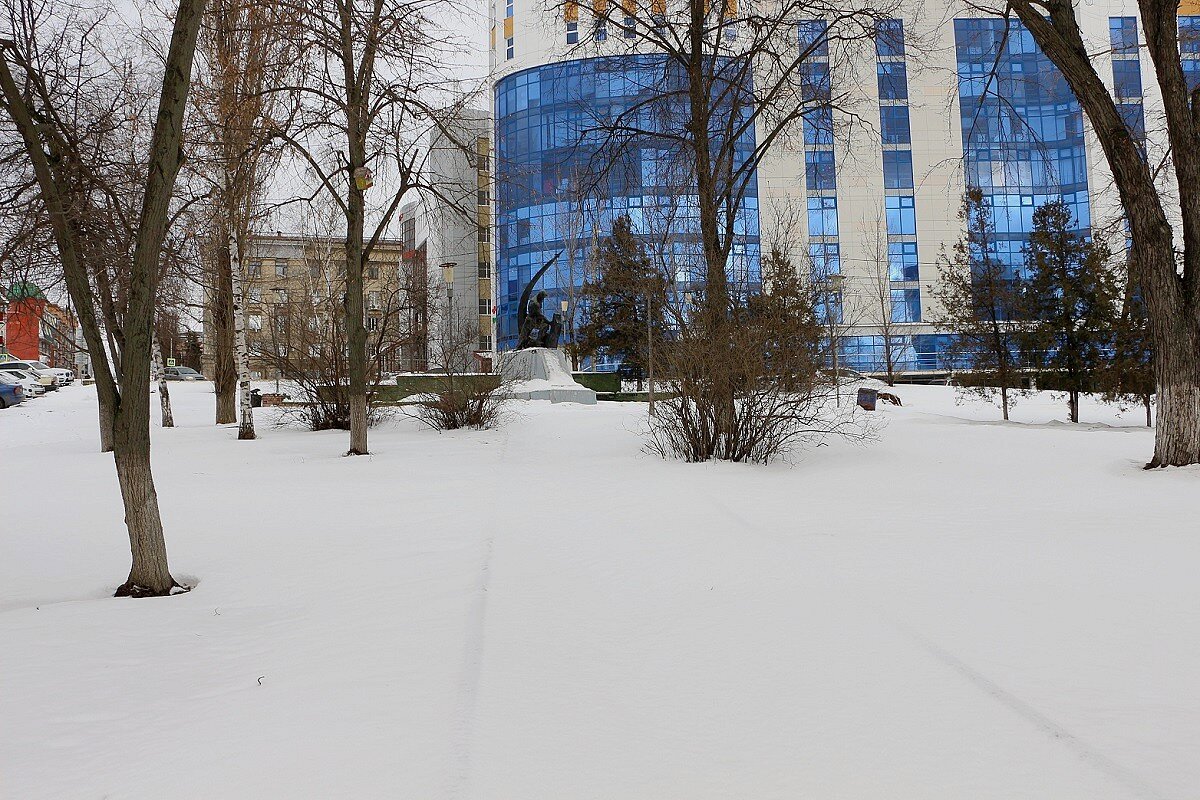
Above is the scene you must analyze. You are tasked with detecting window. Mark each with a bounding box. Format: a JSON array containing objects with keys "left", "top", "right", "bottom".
[
  {"left": 1113, "top": 60, "right": 1142, "bottom": 98},
  {"left": 567, "top": 21, "right": 578, "bottom": 43},
  {"left": 885, "top": 195, "right": 916, "bottom": 236},
  {"left": 875, "top": 19, "right": 904, "bottom": 57},
  {"left": 800, "top": 62, "right": 831, "bottom": 102},
  {"left": 890, "top": 288, "right": 921, "bottom": 322},
  {"left": 817, "top": 292, "right": 843, "bottom": 325},
  {"left": 248, "top": 261, "right": 262, "bottom": 278},
  {"left": 368, "top": 291, "right": 381, "bottom": 310},
  {"left": 506, "top": 37, "right": 514, "bottom": 59},
  {"left": 479, "top": 334, "right": 493, "bottom": 351},
  {"left": 808, "top": 242, "right": 840, "bottom": 275},
  {"left": 877, "top": 61, "right": 908, "bottom": 100},
  {"left": 366, "top": 316, "right": 380, "bottom": 332},
  {"left": 880, "top": 105, "right": 910, "bottom": 144},
  {"left": 367, "top": 266, "right": 379, "bottom": 280},
  {"left": 805, "top": 150, "right": 836, "bottom": 191},
  {"left": 478, "top": 261, "right": 491, "bottom": 279},
  {"left": 803, "top": 107, "right": 833, "bottom": 146},
  {"left": 594, "top": 23, "right": 607, "bottom": 41},
  {"left": 1109, "top": 17, "right": 1138, "bottom": 55},
  {"left": 798, "top": 20, "right": 828, "bottom": 57},
  {"left": 276, "top": 260, "right": 288, "bottom": 278},
  {"left": 479, "top": 297, "right": 492, "bottom": 314},
  {"left": 478, "top": 189, "right": 489, "bottom": 206},
  {"left": 882, "top": 150, "right": 914, "bottom": 190},
  {"left": 274, "top": 289, "right": 289, "bottom": 303},
  {"left": 1118, "top": 102, "right": 1146, "bottom": 141},
  {"left": 248, "top": 314, "right": 262, "bottom": 331},
  {"left": 478, "top": 226, "right": 490, "bottom": 243},
  {"left": 807, "top": 196, "right": 839, "bottom": 237},
  {"left": 888, "top": 241, "right": 919, "bottom": 281},
  {"left": 623, "top": 15, "right": 635, "bottom": 38},
  {"left": 248, "top": 287, "right": 262, "bottom": 303}
]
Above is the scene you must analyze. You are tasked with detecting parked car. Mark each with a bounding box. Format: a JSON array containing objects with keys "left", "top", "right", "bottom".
[
  {"left": 2, "top": 359, "right": 73, "bottom": 385},
  {"left": 0, "top": 365, "right": 55, "bottom": 392},
  {"left": 0, "top": 370, "right": 43, "bottom": 398},
  {"left": 0, "top": 373, "right": 26, "bottom": 407},
  {"left": 163, "top": 366, "right": 205, "bottom": 381},
  {"left": 0, "top": 360, "right": 67, "bottom": 387}
]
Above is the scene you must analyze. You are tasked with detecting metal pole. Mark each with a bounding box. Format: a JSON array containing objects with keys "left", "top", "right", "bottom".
[{"left": 646, "top": 289, "right": 655, "bottom": 414}]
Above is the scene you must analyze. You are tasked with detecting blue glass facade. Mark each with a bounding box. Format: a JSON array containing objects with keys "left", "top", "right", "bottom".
[
  {"left": 954, "top": 19, "right": 1091, "bottom": 280},
  {"left": 493, "top": 56, "right": 761, "bottom": 351}
]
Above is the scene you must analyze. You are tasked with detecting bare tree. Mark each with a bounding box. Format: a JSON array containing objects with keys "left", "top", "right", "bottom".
[
  {"left": 969, "top": 2, "right": 1200, "bottom": 466},
  {"left": 0, "top": 0, "right": 208, "bottom": 596},
  {"left": 272, "top": 0, "right": 475, "bottom": 455}
]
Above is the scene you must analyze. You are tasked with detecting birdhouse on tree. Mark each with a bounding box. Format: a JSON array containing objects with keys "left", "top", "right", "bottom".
[{"left": 353, "top": 167, "right": 374, "bottom": 190}]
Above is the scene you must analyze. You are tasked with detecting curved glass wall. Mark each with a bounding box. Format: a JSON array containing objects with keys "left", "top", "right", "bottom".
[
  {"left": 494, "top": 55, "right": 761, "bottom": 353},
  {"left": 954, "top": 19, "right": 1091, "bottom": 279}
]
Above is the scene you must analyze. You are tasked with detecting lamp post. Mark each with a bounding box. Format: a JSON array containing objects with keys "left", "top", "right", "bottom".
[
  {"left": 645, "top": 272, "right": 657, "bottom": 414},
  {"left": 440, "top": 262, "right": 456, "bottom": 376},
  {"left": 826, "top": 274, "right": 844, "bottom": 406}
]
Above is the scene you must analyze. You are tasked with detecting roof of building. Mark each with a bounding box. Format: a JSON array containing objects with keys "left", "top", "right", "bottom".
[{"left": 4, "top": 282, "right": 46, "bottom": 301}]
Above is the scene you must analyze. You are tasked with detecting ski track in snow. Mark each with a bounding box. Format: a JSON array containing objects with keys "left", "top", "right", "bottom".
[
  {"left": 897, "top": 622, "right": 1173, "bottom": 800},
  {"left": 442, "top": 536, "right": 494, "bottom": 800}
]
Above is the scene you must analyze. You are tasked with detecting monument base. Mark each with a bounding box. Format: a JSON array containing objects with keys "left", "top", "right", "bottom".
[{"left": 500, "top": 348, "right": 597, "bottom": 405}]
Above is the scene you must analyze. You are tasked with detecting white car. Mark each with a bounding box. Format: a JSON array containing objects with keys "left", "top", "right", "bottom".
[
  {"left": 0, "top": 359, "right": 72, "bottom": 386},
  {"left": 0, "top": 369, "right": 45, "bottom": 396}
]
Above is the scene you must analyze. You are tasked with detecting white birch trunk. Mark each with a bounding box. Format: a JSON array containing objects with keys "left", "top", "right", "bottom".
[
  {"left": 230, "top": 234, "right": 257, "bottom": 440},
  {"left": 151, "top": 331, "right": 174, "bottom": 428}
]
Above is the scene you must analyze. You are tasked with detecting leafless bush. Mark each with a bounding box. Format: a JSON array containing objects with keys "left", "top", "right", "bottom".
[
  {"left": 647, "top": 251, "right": 873, "bottom": 464},
  {"left": 409, "top": 303, "right": 509, "bottom": 431},
  {"left": 411, "top": 378, "right": 509, "bottom": 431}
]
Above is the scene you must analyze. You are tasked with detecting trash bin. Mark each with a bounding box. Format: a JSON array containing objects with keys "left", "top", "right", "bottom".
[
  {"left": 250, "top": 389, "right": 262, "bottom": 408},
  {"left": 856, "top": 387, "right": 878, "bottom": 411}
]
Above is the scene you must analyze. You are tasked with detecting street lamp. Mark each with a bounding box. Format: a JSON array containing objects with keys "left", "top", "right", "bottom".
[
  {"left": 440, "top": 262, "right": 457, "bottom": 375},
  {"left": 825, "top": 274, "right": 845, "bottom": 406}
]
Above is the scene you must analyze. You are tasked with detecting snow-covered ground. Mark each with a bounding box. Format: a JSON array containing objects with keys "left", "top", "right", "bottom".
[{"left": 1, "top": 381, "right": 1197, "bottom": 799}]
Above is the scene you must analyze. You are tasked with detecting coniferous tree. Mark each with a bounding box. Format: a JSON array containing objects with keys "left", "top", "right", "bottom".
[
  {"left": 1016, "top": 199, "right": 1120, "bottom": 423},
  {"left": 931, "top": 189, "right": 1026, "bottom": 420},
  {"left": 1100, "top": 261, "right": 1155, "bottom": 427},
  {"left": 576, "top": 215, "right": 669, "bottom": 385}
]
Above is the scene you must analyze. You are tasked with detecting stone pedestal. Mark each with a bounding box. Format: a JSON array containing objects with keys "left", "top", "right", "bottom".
[{"left": 499, "top": 348, "right": 597, "bottom": 405}]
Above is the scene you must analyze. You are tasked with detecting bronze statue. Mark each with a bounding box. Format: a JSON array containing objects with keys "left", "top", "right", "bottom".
[{"left": 516, "top": 251, "right": 565, "bottom": 349}]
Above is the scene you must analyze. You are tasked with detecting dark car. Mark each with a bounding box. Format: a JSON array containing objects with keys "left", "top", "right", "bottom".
[{"left": 0, "top": 375, "right": 24, "bottom": 407}]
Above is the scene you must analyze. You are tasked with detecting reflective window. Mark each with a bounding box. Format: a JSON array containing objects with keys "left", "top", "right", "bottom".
[
  {"left": 805, "top": 150, "right": 836, "bottom": 191},
  {"left": 875, "top": 19, "right": 904, "bottom": 57},
  {"left": 890, "top": 288, "right": 921, "bottom": 322},
  {"left": 888, "top": 241, "right": 918, "bottom": 281},
  {"left": 880, "top": 105, "right": 910, "bottom": 144},
  {"left": 882, "top": 150, "right": 913, "bottom": 190},
  {"left": 807, "top": 196, "right": 839, "bottom": 237},
  {"left": 885, "top": 195, "right": 916, "bottom": 236},
  {"left": 877, "top": 62, "right": 908, "bottom": 100}
]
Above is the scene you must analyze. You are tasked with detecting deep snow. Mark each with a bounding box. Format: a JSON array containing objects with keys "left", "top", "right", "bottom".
[{"left": 1, "top": 381, "right": 1197, "bottom": 799}]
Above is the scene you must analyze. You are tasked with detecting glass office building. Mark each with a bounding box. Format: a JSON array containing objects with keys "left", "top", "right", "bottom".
[
  {"left": 494, "top": 55, "right": 761, "bottom": 352},
  {"left": 491, "top": 1, "right": 1161, "bottom": 374}
]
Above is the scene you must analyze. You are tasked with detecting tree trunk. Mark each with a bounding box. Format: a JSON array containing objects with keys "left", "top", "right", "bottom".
[
  {"left": 1001, "top": 385, "right": 1010, "bottom": 421},
  {"left": 98, "top": 393, "right": 115, "bottom": 452},
  {"left": 229, "top": 235, "right": 256, "bottom": 439},
  {"left": 151, "top": 332, "right": 175, "bottom": 428},
  {"left": 112, "top": 443, "right": 177, "bottom": 597},
  {"left": 344, "top": 55, "right": 369, "bottom": 456},
  {"left": 212, "top": 243, "right": 237, "bottom": 424},
  {"left": 1145, "top": 394, "right": 1153, "bottom": 428},
  {"left": 1148, "top": 332, "right": 1200, "bottom": 466}
]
